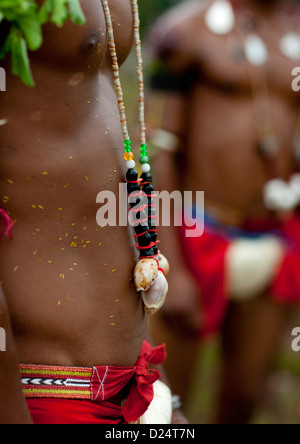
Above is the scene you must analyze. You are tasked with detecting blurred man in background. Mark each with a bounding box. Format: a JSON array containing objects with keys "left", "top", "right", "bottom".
[
  {"left": 0, "top": 0, "right": 175, "bottom": 425},
  {"left": 148, "top": 0, "right": 300, "bottom": 424}
]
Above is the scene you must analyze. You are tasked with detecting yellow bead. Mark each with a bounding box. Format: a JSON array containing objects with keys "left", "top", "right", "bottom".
[{"left": 124, "top": 152, "right": 134, "bottom": 161}]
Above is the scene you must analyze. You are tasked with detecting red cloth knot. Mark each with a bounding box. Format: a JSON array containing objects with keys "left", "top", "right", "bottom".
[{"left": 121, "top": 341, "right": 167, "bottom": 422}]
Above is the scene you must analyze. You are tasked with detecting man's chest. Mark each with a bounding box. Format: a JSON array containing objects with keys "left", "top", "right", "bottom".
[{"left": 193, "top": 28, "right": 299, "bottom": 100}]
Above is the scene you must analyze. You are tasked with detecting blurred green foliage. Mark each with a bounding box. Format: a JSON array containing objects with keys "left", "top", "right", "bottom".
[{"left": 139, "top": 0, "right": 182, "bottom": 34}]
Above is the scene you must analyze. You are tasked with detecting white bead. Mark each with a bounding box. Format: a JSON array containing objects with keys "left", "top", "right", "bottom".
[
  {"left": 141, "top": 163, "right": 151, "bottom": 173},
  {"left": 264, "top": 180, "right": 287, "bottom": 211},
  {"left": 244, "top": 35, "right": 268, "bottom": 66},
  {"left": 126, "top": 160, "right": 136, "bottom": 169},
  {"left": 280, "top": 33, "right": 300, "bottom": 61},
  {"left": 264, "top": 179, "right": 299, "bottom": 212},
  {"left": 205, "top": 0, "right": 235, "bottom": 35}
]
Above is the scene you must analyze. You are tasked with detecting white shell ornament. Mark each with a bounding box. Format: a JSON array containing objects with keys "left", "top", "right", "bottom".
[
  {"left": 264, "top": 179, "right": 299, "bottom": 212},
  {"left": 157, "top": 254, "right": 170, "bottom": 277},
  {"left": 205, "top": 0, "right": 235, "bottom": 36},
  {"left": 279, "top": 33, "right": 300, "bottom": 61},
  {"left": 290, "top": 173, "right": 300, "bottom": 197},
  {"left": 244, "top": 35, "right": 268, "bottom": 66},
  {"left": 134, "top": 258, "right": 159, "bottom": 292},
  {"left": 142, "top": 271, "right": 169, "bottom": 316}
]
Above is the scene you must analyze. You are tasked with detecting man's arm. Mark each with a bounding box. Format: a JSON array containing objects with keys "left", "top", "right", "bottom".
[
  {"left": 147, "top": 12, "right": 203, "bottom": 335},
  {"left": 150, "top": 91, "right": 203, "bottom": 336},
  {"left": 0, "top": 287, "right": 32, "bottom": 424},
  {"left": 144, "top": 330, "right": 188, "bottom": 424}
]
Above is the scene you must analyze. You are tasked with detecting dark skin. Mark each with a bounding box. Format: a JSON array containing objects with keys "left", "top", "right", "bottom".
[
  {"left": 149, "top": 0, "right": 296, "bottom": 423},
  {"left": 0, "top": 0, "right": 147, "bottom": 423},
  {"left": 0, "top": 286, "right": 32, "bottom": 424}
]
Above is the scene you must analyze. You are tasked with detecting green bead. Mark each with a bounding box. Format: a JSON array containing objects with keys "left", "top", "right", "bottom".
[
  {"left": 124, "top": 147, "right": 132, "bottom": 153},
  {"left": 140, "top": 144, "right": 147, "bottom": 150},
  {"left": 139, "top": 156, "right": 149, "bottom": 164},
  {"left": 124, "top": 140, "right": 131, "bottom": 148}
]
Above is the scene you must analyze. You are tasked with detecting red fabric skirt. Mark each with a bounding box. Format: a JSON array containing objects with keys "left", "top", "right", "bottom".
[
  {"left": 23, "top": 341, "right": 166, "bottom": 424},
  {"left": 27, "top": 398, "right": 126, "bottom": 425},
  {"left": 179, "top": 214, "right": 300, "bottom": 339}
]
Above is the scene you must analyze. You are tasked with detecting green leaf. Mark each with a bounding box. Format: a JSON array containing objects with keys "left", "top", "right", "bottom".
[
  {"left": 18, "top": 14, "right": 42, "bottom": 50},
  {"left": 67, "top": 0, "right": 86, "bottom": 26},
  {"left": 37, "top": 0, "right": 53, "bottom": 24},
  {"left": 0, "top": 0, "right": 36, "bottom": 22},
  {"left": 51, "top": 0, "right": 68, "bottom": 27},
  {"left": 38, "top": 0, "right": 86, "bottom": 27},
  {"left": 10, "top": 28, "right": 35, "bottom": 87},
  {"left": 0, "top": 0, "right": 86, "bottom": 86}
]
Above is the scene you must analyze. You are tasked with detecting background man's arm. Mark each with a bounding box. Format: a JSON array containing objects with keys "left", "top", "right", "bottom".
[
  {"left": 146, "top": 15, "right": 203, "bottom": 336},
  {"left": 149, "top": 91, "right": 203, "bottom": 336}
]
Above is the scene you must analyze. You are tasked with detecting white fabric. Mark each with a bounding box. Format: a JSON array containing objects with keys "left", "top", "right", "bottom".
[
  {"left": 131, "top": 380, "right": 172, "bottom": 425},
  {"left": 226, "top": 235, "right": 284, "bottom": 302}
]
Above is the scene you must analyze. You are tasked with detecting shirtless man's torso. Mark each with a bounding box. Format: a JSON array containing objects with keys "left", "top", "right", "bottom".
[{"left": 0, "top": 0, "right": 147, "bottom": 422}]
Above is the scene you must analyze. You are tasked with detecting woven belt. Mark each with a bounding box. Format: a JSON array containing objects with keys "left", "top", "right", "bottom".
[
  {"left": 20, "top": 364, "right": 95, "bottom": 400},
  {"left": 20, "top": 341, "right": 167, "bottom": 423}
]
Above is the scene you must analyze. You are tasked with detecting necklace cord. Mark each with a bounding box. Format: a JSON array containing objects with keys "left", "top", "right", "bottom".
[
  {"left": 101, "top": 0, "right": 130, "bottom": 142},
  {"left": 100, "top": 0, "right": 160, "bottom": 259}
]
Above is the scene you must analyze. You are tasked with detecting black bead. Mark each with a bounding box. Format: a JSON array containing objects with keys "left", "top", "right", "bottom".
[
  {"left": 127, "top": 182, "right": 140, "bottom": 194},
  {"left": 137, "top": 209, "right": 148, "bottom": 221},
  {"left": 150, "top": 231, "right": 158, "bottom": 242},
  {"left": 141, "top": 172, "right": 152, "bottom": 183},
  {"left": 134, "top": 224, "right": 149, "bottom": 235},
  {"left": 137, "top": 232, "right": 152, "bottom": 247},
  {"left": 130, "top": 198, "right": 143, "bottom": 209},
  {"left": 140, "top": 247, "right": 156, "bottom": 258},
  {"left": 131, "top": 210, "right": 148, "bottom": 228},
  {"left": 126, "top": 168, "right": 138, "bottom": 182},
  {"left": 142, "top": 184, "right": 154, "bottom": 195}
]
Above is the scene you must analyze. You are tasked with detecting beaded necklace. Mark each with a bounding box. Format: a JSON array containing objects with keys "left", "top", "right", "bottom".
[
  {"left": 101, "top": 0, "right": 169, "bottom": 312},
  {"left": 101, "top": 0, "right": 158, "bottom": 258}
]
